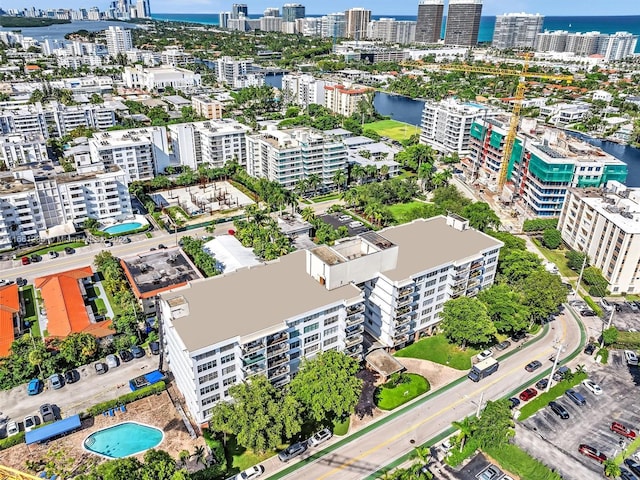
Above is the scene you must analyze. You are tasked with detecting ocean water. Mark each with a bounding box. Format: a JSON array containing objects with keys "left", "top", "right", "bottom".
[{"left": 151, "top": 13, "right": 640, "bottom": 53}]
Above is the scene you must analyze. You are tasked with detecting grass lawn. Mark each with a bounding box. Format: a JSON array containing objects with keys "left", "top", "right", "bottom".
[
  {"left": 375, "top": 373, "right": 430, "bottom": 410},
  {"left": 518, "top": 372, "right": 588, "bottom": 420},
  {"left": 395, "top": 334, "right": 480, "bottom": 370},
  {"left": 363, "top": 119, "right": 419, "bottom": 142},
  {"left": 485, "top": 444, "right": 561, "bottom": 480},
  {"left": 102, "top": 288, "right": 123, "bottom": 317},
  {"left": 224, "top": 436, "right": 276, "bottom": 472},
  {"left": 387, "top": 201, "right": 429, "bottom": 224},
  {"left": 333, "top": 416, "right": 350, "bottom": 436},
  {"left": 92, "top": 297, "right": 107, "bottom": 315},
  {"left": 531, "top": 239, "right": 576, "bottom": 279},
  {"left": 30, "top": 241, "right": 86, "bottom": 256},
  {"left": 311, "top": 192, "right": 341, "bottom": 203}
]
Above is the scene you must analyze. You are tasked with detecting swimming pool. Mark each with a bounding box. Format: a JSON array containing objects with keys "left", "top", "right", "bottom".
[
  {"left": 102, "top": 222, "right": 143, "bottom": 235},
  {"left": 83, "top": 422, "right": 163, "bottom": 458}
]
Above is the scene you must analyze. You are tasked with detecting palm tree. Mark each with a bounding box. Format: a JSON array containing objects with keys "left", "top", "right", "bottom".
[
  {"left": 451, "top": 416, "right": 476, "bottom": 452},
  {"left": 191, "top": 445, "right": 206, "bottom": 466},
  {"left": 295, "top": 178, "right": 309, "bottom": 198},
  {"left": 332, "top": 169, "right": 347, "bottom": 192},
  {"left": 301, "top": 206, "right": 316, "bottom": 223},
  {"left": 417, "top": 163, "right": 434, "bottom": 191},
  {"left": 379, "top": 164, "right": 390, "bottom": 181},
  {"left": 307, "top": 174, "right": 322, "bottom": 197},
  {"left": 350, "top": 164, "right": 365, "bottom": 185},
  {"left": 364, "top": 165, "right": 378, "bottom": 183}
]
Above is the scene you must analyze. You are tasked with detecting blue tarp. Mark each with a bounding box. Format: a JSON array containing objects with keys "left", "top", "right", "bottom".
[{"left": 25, "top": 414, "right": 81, "bottom": 445}]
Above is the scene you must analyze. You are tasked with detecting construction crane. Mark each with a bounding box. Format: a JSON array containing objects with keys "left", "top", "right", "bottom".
[
  {"left": 0, "top": 465, "right": 41, "bottom": 480},
  {"left": 436, "top": 58, "right": 573, "bottom": 193}
]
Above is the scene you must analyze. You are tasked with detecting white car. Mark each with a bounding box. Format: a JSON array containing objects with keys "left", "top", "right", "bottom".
[
  {"left": 23, "top": 415, "right": 36, "bottom": 433},
  {"left": 476, "top": 349, "right": 493, "bottom": 362},
  {"left": 625, "top": 350, "right": 639, "bottom": 366},
  {"left": 308, "top": 428, "right": 333, "bottom": 447},
  {"left": 582, "top": 379, "right": 603, "bottom": 395},
  {"left": 6, "top": 421, "right": 19, "bottom": 437},
  {"left": 600, "top": 298, "right": 614, "bottom": 312},
  {"left": 233, "top": 465, "right": 264, "bottom": 480}
]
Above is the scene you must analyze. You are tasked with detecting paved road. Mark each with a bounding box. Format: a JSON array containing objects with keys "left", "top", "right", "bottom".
[{"left": 266, "top": 309, "right": 583, "bottom": 480}]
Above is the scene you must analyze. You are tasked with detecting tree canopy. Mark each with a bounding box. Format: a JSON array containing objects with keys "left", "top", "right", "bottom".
[
  {"left": 440, "top": 297, "right": 497, "bottom": 347},
  {"left": 477, "top": 284, "right": 528, "bottom": 334}
]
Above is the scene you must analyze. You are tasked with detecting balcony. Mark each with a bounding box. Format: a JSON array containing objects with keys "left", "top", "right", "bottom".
[
  {"left": 271, "top": 375, "right": 291, "bottom": 388},
  {"left": 241, "top": 340, "right": 265, "bottom": 356},
  {"left": 346, "top": 304, "right": 364, "bottom": 316},
  {"left": 242, "top": 354, "right": 265, "bottom": 366},
  {"left": 345, "top": 324, "right": 364, "bottom": 337},
  {"left": 345, "top": 344, "right": 363, "bottom": 356},
  {"left": 268, "top": 353, "right": 288, "bottom": 368},
  {"left": 242, "top": 362, "right": 266, "bottom": 376},
  {"left": 267, "top": 332, "right": 289, "bottom": 347},
  {"left": 395, "top": 304, "right": 416, "bottom": 316},
  {"left": 346, "top": 314, "right": 364, "bottom": 327},
  {"left": 470, "top": 261, "right": 483, "bottom": 270},
  {"left": 345, "top": 334, "right": 363, "bottom": 347},
  {"left": 396, "top": 323, "right": 411, "bottom": 334},
  {"left": 399, "top": 286, "right": 415, "bottom": 296},
  {"left": 268, "top": 364, "right": 290, "bottom": 379},
  {"left": 267, "top": 342, "right": 289, "bottom": 357},
  {"left": 467, "top": 280, "right": 481, "bottom": 289},
  {"left": 393, "top": 333, "right": 409, "bottom": 345}
]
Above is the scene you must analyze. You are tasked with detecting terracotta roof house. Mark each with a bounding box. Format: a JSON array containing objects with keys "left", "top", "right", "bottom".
[
  {"left": 34, "top": 267, "right": 113, "bottom": 339},
  {"left": 0, "top": 284, "right": 21, "bottom": 357}
]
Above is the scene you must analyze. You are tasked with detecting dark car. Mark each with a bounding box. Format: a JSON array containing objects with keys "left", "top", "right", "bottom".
[
  {"left": 625, "top": 459, "right": 640, "bottom": 477},
  {"left": 94, "top": 362, "right": 107, "bottom": 375},
  {"left": 519, "top": 388, "right": 538, "bottom": 402},
  {"left": 579, "top": 444, "right": 607, "bottom": 463},
  {"left": 511, "top": 330, "right": 527, "bottom": 342},
  {"left": 548, "top": 401, "right": 570, "bottom": 419},
  {"left": 30, "top": 254, "right": 42, "bottom": 263},
  {"left": 580, "top": 309, "right": 597, "bottom": 317},
  {"left": 495, "top": 340, "right": 511, "bottom": 351},
  {"left": 39, "top": 404, "right": 56, "bottom": 423},
  {"left": 508, "top": 397, "right": 521, "bottom": 409},
  {"left": 16, "top": 277, "right": 27, "bottom": 287},
  {"left": 619, "top": 468, "right": 638, "bottom": 480},
  {"left": 584, "top": 343, "right": 596, "bottom": 355},
  {"left": 131, "top": 345, "right": 145, "bottom": 358},
  {"left": 64, "top": 369, "right": 80, "bottom": 384},
  {"left": 64, "top": 247, "right": 75, "bottom": 255},
  {"left": 525, "top": 360, "right": 542, "bottom": 372},
  {"left": 277, "top": 441, "right": 307, "bottom": 462},
  {"left": 158, "top": 244, "right": 167, "bottom": 249},
  {"left": 149, "top": 341, "right": 160, "bottom": 355},
  {"left": 119, "top": 349, "right": 134, "bottom": 363},
  {"left": 535, "top": 378, "right": 549, "bottom": 390}
]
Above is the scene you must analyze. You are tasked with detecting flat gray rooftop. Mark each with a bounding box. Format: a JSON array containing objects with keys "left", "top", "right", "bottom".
[
  {"left": 161, "top": 251, "right": 362, "bottom": 352},
  {"left": 379, "top": 216, "right": 503, "bottom": 281}
]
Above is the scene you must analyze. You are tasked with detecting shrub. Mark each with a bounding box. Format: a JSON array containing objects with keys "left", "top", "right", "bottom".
[
  {"left": 523, "top": 219, "right": 558, "bottom": 232},
  {"left": 85, "top": 381, "right": 166, "bottom": 417},
  {"left": 602, "top": 327, "right": 619, "bottom": 346},
  {"left": 385, "top": 372, "right": 411, "bottom": 388},
  {"left": 518, "top": 372, "right": 588, "bottom": 420},
  {"left": 584, "top": 296, "right": 604, "bottom": 317},
  {"left": 565, "top": 251, "right": 588, "bottom": 271},
  {"left": 613, "top": 331, "right": 640, "bottom": 350},
  {"left": 542, "top": 229, "right": 562, "bottom": 249},
  {"left": 0, "top": 431, "right": 25, "bottom": 450},
  {"left": 596, "top": 348, "right": 609, "bottom": 364},
  {"left": 202, "top": 430, "right": 227, "bottom": 474},
  {"left": 583, "top": 267, "right": 609, "bottom": 296}
]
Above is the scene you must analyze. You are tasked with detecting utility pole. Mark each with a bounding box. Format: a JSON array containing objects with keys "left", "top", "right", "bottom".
[
  {"left": 574, "top": 255, "right": 587, "bottom": 299},
  {"left": 601, "top": 308, "right": 615, "bottom": 348},
  {"left": 546, "top": 343, "right": 563, "bottom": 393},
  {"left": 476, "top": 391, "right": 484, "bottom": 418}
]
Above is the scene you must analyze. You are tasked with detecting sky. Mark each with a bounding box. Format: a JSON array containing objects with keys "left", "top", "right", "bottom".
[{"left": 5, "top": 0, "right": 640, "bottom": 16}]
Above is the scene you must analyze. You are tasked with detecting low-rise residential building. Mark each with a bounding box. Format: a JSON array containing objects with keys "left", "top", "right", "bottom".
[
  {"left": 158, "top": 215, "right": 502, "bottom": 423},
  {"left": 0, "top": 134, "right": 48, "bottom": 168},
  {"left": 468, "top": 118, "right": 627, "bottom": 217},
  {"left": 539, "top": 102, "right": 591, "bottom": 126},
  {"left": 122, "top": 65, "right": 202, "bottom": 91},
  {"left": 324, "top": 84, "right": 372, "bottom": 117},
  {"left": 89, "top": 127, "right": 170, "bottom": 180},
  {"left": 558, "top": 182, "right": 640, "bottom": 294},
  {"left": 246, "top": 126, "right": 348, "bottom": 190},
  {"left": 160, "top": 47, "right": 194, "bottom": 67},
  {"left": 191, "top": 95, "right": 224, "bottom": 120},
  {"left": 215, "top": 57, "right": 265, "bottom": 89},
  {"left": 169, "top": 120, "right": 251, "bottom": 170},
  {"left": 0, "top": 283, "right": 22, "bottom": 357},
  {"left": 281, "top": 73, "right": 327, "bottom": 107}
]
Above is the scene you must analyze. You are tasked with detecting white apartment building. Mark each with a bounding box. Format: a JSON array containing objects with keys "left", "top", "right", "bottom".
[
  {"left": 89, "top": 127, "right": 170, "bottom": 181},
  {"left": 260, "top": 15, "right": 282, "bottom": 32},
  {"left": 49, "top": 103, "right": 117, "bottom": 137},
  {"left": 535, "top": 30, "right": 638, "bottom": 61},
  {"left": 540, "top": 102, "right": 590, "bottom": 126},
  {"left": 321, "top": 13, "right": 346, "bottom": 39},
  {"left": 160, "top": 47, "right": 194, "bottom": 67},
  {"left": 169, "top": 120, "right": 251, "bottom": 170},
  {"left": 281, "top": 74, "right": 327, "bottom": 107},
  {"left": 215, "top": 57, "right": 265, "bottom": 89},
  {"left": 0, "top": 165, "right": 131, "bottom": 250},
  {"left": 420, "top": 98, "right": 493, "bottom": 155},
  {"left": 122, "top": 65, "right": 202, "bottom": 91},
  {"left": 0, "top": 134, "right": 48, "bottom": 168},
  {"left": 558, "top": 182, "right": 640, "bottom": 294},
  {"left": 191, "top": 96, "right": 224, "bottom": 120},
  {"left": 299, "top": 17, "right": 322, "bottom": 36},
  {"left": 367, "top": 18, "right": 416, "bottom": 44},
  {"left": 0, "top": 106, "right": 48, "bottom": 138},
  {"left": 105, "top": 26, "right": 133, "bottom": 56},
  {"left": 158, "top": 215, "right": 502, "bottom": 423},
  {"left": 492, "top": 13, "right": 544, "bottom": 50},
  {"left": 324, "top": 84, "right": 372, "bottom": 117},
  {"left": 246, "top": 126, "right": 348, "bottom": 190}
]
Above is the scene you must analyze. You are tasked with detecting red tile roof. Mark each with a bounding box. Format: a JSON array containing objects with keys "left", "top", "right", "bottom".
[{"left": 0, "top": 284, "right": 19, "bottom": 357}]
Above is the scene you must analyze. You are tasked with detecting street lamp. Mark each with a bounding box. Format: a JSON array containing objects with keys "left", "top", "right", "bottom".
[
  {"left": 470, "top": 391, "right": 484, "bottom": 418},
  {"left": 600, "top": 308, "right": 615, "bottom": 348},
  {"left": 546, "top": 343, "right": 564, "bottom": 393}
]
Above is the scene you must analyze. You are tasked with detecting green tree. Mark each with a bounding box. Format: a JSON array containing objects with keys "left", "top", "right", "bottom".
[
  {"left": 516, "top": 271, "right": 566, "bottom": 323},
  {"left": 209, "top": 375, "right": 302, "bottom": 453},
  {"left": 542, "top": 228, "right": 562, "bottom": 249},
  {"left": 59, "top": 332, "right": 99, "bottom": 367},
  {"left": 477, "top": 284, "right": 528, "bottom": 334},
  {"left": 474, "top": 400, "right": 514, "bottom": 449},
  {"left": 451, "top": 416, "right": 476, "bottom": 452},
  {"left": 461, "top": 202, "right": 500, "bottom": 232},
  {"left": 151, "top": 176, "right": 172, "bottom": 190},
  {"left": 604, "top": 459, "right": 621, "bottom": 478},
  {"left": 440, "top": 297, "right": 497, "bottom": 348},
  {"left": 499, "top": 250, "right": 543, "bottom": 284},
  {"left": 288, "top": 350, "right": 363, "bottom": 424},
  {"left": 565, "top": 250, "right": 588, "bottom": 271},
  {"left": 141, "top": 449, "right": 179, "bottom": 480},
  {"left": 602, "top": 327, "right": 618, "bottom": 346}
]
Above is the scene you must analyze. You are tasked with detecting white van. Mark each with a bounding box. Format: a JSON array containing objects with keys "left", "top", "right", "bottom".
[{"left": 624, "top": 350, "right": 638, "bottom": 366}]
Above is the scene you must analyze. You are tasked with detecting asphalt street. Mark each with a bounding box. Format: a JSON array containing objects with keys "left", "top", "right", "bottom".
[{"left": 264, "top": 308, "right": 583, "bottom": 480}]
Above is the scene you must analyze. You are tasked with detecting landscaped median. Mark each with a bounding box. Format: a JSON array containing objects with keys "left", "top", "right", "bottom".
[
  {"left": 485, "top": 444, "right": 561, "bottom": 480},
  {"left": 517, "top": 371, "right": 588, "bottom": 420}
]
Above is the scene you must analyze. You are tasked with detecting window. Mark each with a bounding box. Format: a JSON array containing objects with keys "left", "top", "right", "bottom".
[
  {"left": 306, "top": 333, "right": 320, "bottom": 344},
  {"left": 290, "top": 340, "right": 300, "bottom": 350},
  {"left": 436, "top": 294, "right": 445, "bottom": 302},
  {"left": 223, "top": 376, "right": 236, "bottom": 387},
  {"left": 199, "top": 383, "right": 219, "bottom": 396},
  {"left": 201, "top": 393, "right": 220, "bottom": 406},
  {"left": 438, "top": 284, "right": 446, "bottom": 292},
  {"left": 323, "top": 336, "right": 338, "bottom": 347},
  {"left": 304, "top": 344, "right": 320, "bottom": 356},
  {"left": 324, "top": 316, "right": 339, "bottom": 326},
  {"left": 304, "top": 323, "right": 319, "bottom": 333},
  {"left": 221, "top": 365, "right": 236, "bottom": 375},
  {"left": 324, "top": 326, "right": 339, "bottom": 336},
  {"left": 426, "top": 279, "right": 437, "bottom": 288},
  {"left": 425, "top": 288, "right": 435, "bottom": 297},
  {"left": 194, "top": 350, "right": 217, "bottom": 362},
  {"left": 198, "top": 372, "right": 218, "bottom": 384},
  {"left": 197, "top": 360, "right": 217, "bottom": 373},
  {"left": 221, "top": 354, "right": 235, "bottom": 365}
]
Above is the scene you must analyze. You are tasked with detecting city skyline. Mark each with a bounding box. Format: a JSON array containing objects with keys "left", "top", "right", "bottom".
[{"left": 2, "top": 0, "right": 640, "bottom": 16}]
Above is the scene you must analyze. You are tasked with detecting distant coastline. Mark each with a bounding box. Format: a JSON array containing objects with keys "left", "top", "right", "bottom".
[{"left": 0, "top": 16, "right": 71, "bottom": 27}]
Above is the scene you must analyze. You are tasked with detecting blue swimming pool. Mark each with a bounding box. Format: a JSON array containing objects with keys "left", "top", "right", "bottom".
[
  {"left": 102, "top": 222, "right": 143, "bottom": 235},
  {"left": 83, "top": 422, "right": 163, "bottom": 458}
]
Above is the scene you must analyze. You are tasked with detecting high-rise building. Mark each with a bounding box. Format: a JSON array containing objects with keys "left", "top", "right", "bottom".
[
  {"left": 104, "top": 26, "right": 133, "bottom": 56},
  {"left": 444, "top": 0, "right": 482, "bottom": 46},
  {"left": 492, "top": 12, "right": 544, "bottom": 50},
  {"left": 219, "top": 11, "right": 231, "bottom": 28},
  {"left": 368, "top": 18, "right": 417, "bottom": 44},
  {"left": 135, "top": 0, "right": 150, "bottom": 18},
  {"left": 321, "top": 12, "right": 346, "bottom": 39},
  {"left": 231, "top": 3, "right": 248, "bottom": 19},
  {"left": 416, "top": 0, "right": 444, "bottom": 44},
  {"left": 260, "top": 15, "right": 283, "bottom": 32},
  {"left": 344, "top": 7, "right": 371, "bottom": 40},
  {"left": 282, "top": 3, "right": 305, "bottom": 22},
  {"left": 603, "top": 32, "right": 639, "bottom": 61},
  {"left": 263, "top": 7, "right": 280, "bottom": 17}
]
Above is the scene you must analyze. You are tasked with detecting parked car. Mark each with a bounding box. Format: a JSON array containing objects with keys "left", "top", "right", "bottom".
[
  {"left": 619, "top": 468, "right": 638, "bottom": 480},
  {"left": 535, "top": 378, "right": 549, "bottom": 390},
  {"left": 105, "top": 354, "right": 119, "bottom": 368},
  {"left": 149, "top": 341, "right": 160, "bottom": 355},
  {"left": 94, "top": 362, "right": 107, "bottom": 375},
  {"left": 48, "top": 373, "right": 63, "bottom": 390},
  {"left": 553, "top": 366, "right": 570, "bottom": 382},
  {"left": 64, "top": 247, "right": 75, "bottom": 255},
  {"left": 525, "top": 360, "right": 542, "bottom": 372},
  {"left": 508, "top": 397, "right": 521, "bottom": 409},
  {"left": 277, "top": 441, "right": 307, "bottom": 462},
  {"left": 565, "top": 389, "right": 586, "bottom": 406},
  {"left": 122, "top": 237, "right": 131, "bottom": 244},
  {"left": 611, "top": 422, "right": 637, "bottom": 439},
  {"left": 119, "top": 349, "right": 134, "bottom": 363},
  {"left": 582, "top": 379, "right": 603, "bottom": 395},
  {"left": 584, "top": 343, "right": 596, "bottom": 355},
  {"left": 580, "top": 309, "right": 597, "bottom": 317},
  {"left": 16, "top": 277, "right": 26, "bottom": 287},
  {"left": 548, "top": 401, "right": 570, "bottom": 419},
  {"left": 39, "top": 404, "right": 55, "bottom": 423},
  {"left": 579, "top": 444, "right": 607, "bottom": 463},
  {"left": 495, "top": 340, "right": 511, "bottom": 351},
  {"left": 519, "top": 388, "right": 538, "bottom": 402},
  {"left": 130, "top": 345, "right": 145, "bottom": 358},
  {"left": 21, "top": 256, "right": 30, "bottom": 265},
  {"left": 308, "top": 428, "right": 332, "bottom": 447},
  {"left": 629, "top": 302, "right": 640, "bottom": 312},
  {"left": 625, "top": 350, "right": 639, "bottom": 366},
  {"left": 158, "top": 243, "right": 167, "bottom": 249},
  {"left": 30, "top": 254, "right": 41, "bottom": 263},
  {"left": 476, "top": 349, "right": 493, "bottom": 362},
  {"left": 232, "top": 465, "right": 264, "bottom": 480},
  {"left": 475, "top": 465, "right": 503, "bottom": 480},
  {"left": 625, "top": 459, "right": 640, "bottom": 477},
  {"left": 338, "top": 215, "right": 351, "bottom": 222},
  {"left": 510, "top": 330, "right": 527, "bottom": 342},
  {"left": 64, "top": 369, "right": 80, "bottom": 384},
  {"left": 600, "top": 298, "right": 614, "bottom": 312},
  {"left": 23, "top": 415, "right": 37, "bottom": 433},
  {"left": 27, "top": 378, "right": 41, "bottom": 395},
  {"left": 48, "top": 251, "right": 58, "bottom": 259},
  {"left": 104, "top": 240, "right": 113, "bottom": 247},
  {"left": 6, "top": 421, "right": 19, "bottom": 437}
]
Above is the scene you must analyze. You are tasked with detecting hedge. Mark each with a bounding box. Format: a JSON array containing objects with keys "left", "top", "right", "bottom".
[
  {"left": 85, "top": 381, "right": 166, "bottom": 417},
  {"left": 613, "top": 331, "right": 640, "bottom": 350},
  {"left": 0, "top": 432, "right": 25, "bottom": 451},
  {"left": 584, "top": 296, "right": 603, "bottom": 318},
  {"left": 485, "top": 444, "right": 561, "bottom": 480},
  {"left": 518, "top": 372, "right": 588, "bottom": 420},
  {"left": 523, "top": 219, "right": 558, "bottom": 232},
  {"left": 596, "top": 348, "right": 609, "bottom": 364}
]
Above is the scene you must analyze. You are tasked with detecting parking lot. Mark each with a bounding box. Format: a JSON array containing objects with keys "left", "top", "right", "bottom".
[
  {"left": 318, "top": 213, "right": 370, "bottom": 236},
  {"left": 517, "top": 351, "right": 640, "bottom": 479},
  {"left": 607, "top": 300, "right": 640, "bottom": 332}
]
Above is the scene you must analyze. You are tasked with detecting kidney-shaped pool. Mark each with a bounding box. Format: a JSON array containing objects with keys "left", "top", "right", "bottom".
[{"left": 83, "top": 422, "right": 163, "bottom": 458}]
